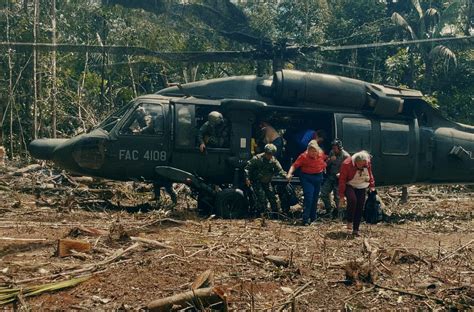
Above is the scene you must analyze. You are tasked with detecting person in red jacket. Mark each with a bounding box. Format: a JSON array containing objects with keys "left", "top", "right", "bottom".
[
  {"left": 338, "top": 150, "right": 375, "bottom": 236},
  {"left": 287, "top": 140, "right": 327, "bottom": 225}
]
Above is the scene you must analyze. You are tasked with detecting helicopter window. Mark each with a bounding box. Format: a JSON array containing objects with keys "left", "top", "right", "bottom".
[
  {"left": 175, "top": 104, "right": 195, "bottom": 148},
  {"left": 342, "top": 118, "right": 372, "bottom": 153},
  {"left": 381, "top": 121, "right": 409, "bottom": 155},
  {"left": 96, "top": 102, "right": 132, "bottom": 132},
  {"left": 120, "top": 103, "right": 164, "bottom": 135}
]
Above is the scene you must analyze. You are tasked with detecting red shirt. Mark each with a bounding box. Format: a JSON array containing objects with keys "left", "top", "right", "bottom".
[
  {"left": 338, "top": 157, "right": 375, "bottom": 197},
  {"left": 292, "top": 151, "right": 327, "bottom": 174}
]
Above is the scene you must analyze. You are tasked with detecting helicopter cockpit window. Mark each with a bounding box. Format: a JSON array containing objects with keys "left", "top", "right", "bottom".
[
  {"left": 120, "top": 103, "right": 164, "bottom": 135},
  {"left": 342, "top": 118, "right": 372, "bottom": 153},
  {"left": 381, "top": 121, "right": 409, "bottom": 155},
  {"left": 96, "top": 102, "right": 132, "bottom": 133},
  {"left": 175, "top": 104, "right": 195, "bottom": 148}
]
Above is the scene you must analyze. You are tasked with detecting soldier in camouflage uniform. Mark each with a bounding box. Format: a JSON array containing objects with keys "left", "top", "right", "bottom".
[
  {"left": 320, "top": 139, "right": 350, "bottom": 217},
  {"left": 245, "top": 144, "right": 287, "bottom": 214},
  {"left": 153, "top": 181, "right": 178, "bottom": 205},
  {"left": 198, "top": 111, "right": 231, "bottom": 152}
]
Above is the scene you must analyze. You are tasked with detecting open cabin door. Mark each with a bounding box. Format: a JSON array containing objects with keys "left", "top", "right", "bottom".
[{"left": 335, "top": 114, "right": 418, "bottom": 186}]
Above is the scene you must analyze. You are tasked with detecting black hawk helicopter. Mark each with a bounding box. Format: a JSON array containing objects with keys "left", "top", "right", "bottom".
[
  {"left": 9, "top": 1, "right": 472, "bottom": 217},
  {"left": 25, "top": 67, "right": 473, "bottom": 217}
]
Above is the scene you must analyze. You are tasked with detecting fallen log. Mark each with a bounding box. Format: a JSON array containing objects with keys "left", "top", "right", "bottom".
[
  {"left": 146, "top": 287, "right": 227, "bottom": 312},
  {"left": 68, "top": 226, "right": 109, "bottom": 237},
  {"left": 11, "top": 164, "right": 41, "bottom": 176},
  {"left": 264, "top": 255, "right": 289, "bottom": 267},
  {"left": 130, "top": 236, "right": 172, "bottom": 249}
]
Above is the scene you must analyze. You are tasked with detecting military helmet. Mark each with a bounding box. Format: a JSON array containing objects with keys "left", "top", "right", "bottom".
[
  {"left": 264, "top": 143, "right": 277, "bottom": 155},
  {"left": 208, "top": 111, "right": 223, "bottom": 126},
  {"left": 136, "top": 106, "right": 146, "bottom": 115},
  {"left": 331, "top": 138, "right": 343, "bottom": 149}
]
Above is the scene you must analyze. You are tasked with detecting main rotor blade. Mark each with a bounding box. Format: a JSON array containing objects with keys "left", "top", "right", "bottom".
[
  {"left": 0, "top": 42, "right": 267, "bottom": 63},
  {"left": 322, "top": 36, "right": 473, "bottom": 51}
]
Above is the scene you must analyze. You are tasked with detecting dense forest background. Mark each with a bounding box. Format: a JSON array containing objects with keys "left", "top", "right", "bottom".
[{"left": 0, "top": 0, "right": 472, "bottom": 158}]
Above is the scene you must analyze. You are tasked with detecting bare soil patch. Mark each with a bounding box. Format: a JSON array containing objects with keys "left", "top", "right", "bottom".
[{"left": 0, "top": 163, "right": 473, "bottom": 310}]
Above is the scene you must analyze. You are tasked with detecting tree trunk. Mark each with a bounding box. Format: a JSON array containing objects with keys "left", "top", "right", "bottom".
[
  {"left": 77, "top": 50, "right": 89, "bottom": 129},
  {"left": 464, "top": 0, "right": 472, "bottom": 36},
  {"left": 6, "top": 0, "right": 13, "bottom": 157},
  {"left": 51, "top": 0, "right": 57, "bottom": 138},
  {"left": 127, "top": 56, "right": 138, "bottom": 98},
  {"left": 32, "top": 0, "right": 40, "bottom": 139}
]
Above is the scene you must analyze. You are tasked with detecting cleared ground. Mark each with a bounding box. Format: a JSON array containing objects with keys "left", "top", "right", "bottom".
[{"left": 0, "top": 163, "right": 473, "bottom": 310}]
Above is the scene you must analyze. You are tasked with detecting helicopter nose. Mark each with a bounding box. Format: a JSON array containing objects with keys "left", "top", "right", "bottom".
[{"left": 29, "top": 138, "right": 68, "bottom": 160}]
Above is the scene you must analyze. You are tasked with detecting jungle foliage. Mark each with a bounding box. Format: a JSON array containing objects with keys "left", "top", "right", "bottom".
[{"left": 0, "top": 0, "right": 472, "bottom": 157}]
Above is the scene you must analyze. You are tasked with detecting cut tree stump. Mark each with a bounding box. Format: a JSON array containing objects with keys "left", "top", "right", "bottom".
[
  {"left": 146, "top": 287, "right": 227, "bottom": 312},
  {"left": 57, "top": 239, "right": 91, "bottom": 257}
]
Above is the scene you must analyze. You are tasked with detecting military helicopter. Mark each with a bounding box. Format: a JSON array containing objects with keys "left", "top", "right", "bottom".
[
  {"left": 15, "top": 0, "right": 473, "bottom": 217},
  {"left": 27, "top": 63, "right": 474, "bottom": 217}
]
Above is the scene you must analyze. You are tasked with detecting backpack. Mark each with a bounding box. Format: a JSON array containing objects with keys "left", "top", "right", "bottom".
[
  {"left": 280, "top": 183, "right": 299, "bottom": 206},
  {"left": 364, "top": 190, "right": 383, "bottom": 224}
]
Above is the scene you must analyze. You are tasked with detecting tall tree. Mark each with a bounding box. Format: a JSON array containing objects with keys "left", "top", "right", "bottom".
[
  {"left": 32, "top": 0, "right": 40, "bottom": 139},
  {"left": 391, "top": 0, "right": 459, "bottom": 92},
  {"left": 51, "top": 0, "right": 57, "bottom": 138}
]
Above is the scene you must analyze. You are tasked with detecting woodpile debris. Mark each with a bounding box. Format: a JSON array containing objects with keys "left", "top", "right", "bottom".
[{"left": 0, "top": 161, "right": 472, "bottom": 310}]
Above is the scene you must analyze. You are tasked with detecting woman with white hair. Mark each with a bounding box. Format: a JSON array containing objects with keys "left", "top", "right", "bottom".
[
  {"left": 287, "top": 140, "right": 327, "bottom": 225},
  {"left": 338, "top": 150, "right": 376, "bottom": 236}
]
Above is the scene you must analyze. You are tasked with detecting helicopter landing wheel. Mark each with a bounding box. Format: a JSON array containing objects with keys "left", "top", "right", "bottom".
[
  {"left": 197, "top": 194, "right": 214, "bottom": 215},
  {"left": 215, "top": 188, "right": 248, "bottom": 219}
]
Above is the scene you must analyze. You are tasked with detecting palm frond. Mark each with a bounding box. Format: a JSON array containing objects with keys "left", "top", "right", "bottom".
[
  {"left": 411, "top": 0, "right": 424, "bottom": 18},
  {"left": 391, "top": 13, "right": 418, "bottom": 40},
  {"left": 423, "top": 8, "right": 440, "bottom": 36},
  {"left": 429, "top": 45, "right": 457, "bottom": 71}
]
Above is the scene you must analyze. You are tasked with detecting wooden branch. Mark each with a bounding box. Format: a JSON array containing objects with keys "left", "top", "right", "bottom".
[
  {"left": 264, "top": 255, "right": 289, "bottom": 267},
  {"left": 0, "top": 237, "right": 47, "bottom": 242},
  {"left": 440, "top": 239, "right": 473, "bottom": 261},
  {"left": 130, "top": 236, "right": 172, "bottom": 249},
  {"left": 146, "top": 287, "right": 227, "bottom": 312},
  {"left": 373, "top": 283, "right": 445, "bottom": 304},
  {"left": 277, "top": 281, "right": 313, "bottom": 312}
]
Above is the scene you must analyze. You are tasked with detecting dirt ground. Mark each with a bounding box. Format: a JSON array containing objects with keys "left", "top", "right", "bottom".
[{"left": 0, "top": 163, "right": 473, "bottom": 311}]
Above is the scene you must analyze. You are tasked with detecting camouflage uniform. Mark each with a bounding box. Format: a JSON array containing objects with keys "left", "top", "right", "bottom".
[
  {"left": 197, "top": 120, "right": 230, "bottom": 148},
  {"left": 153, "top": 181, "right": 177, "bottom": 205},
  {"left": 320, "top": 148, "right": 350, "bottom": 213},
  {"left": 245, "top": 152, "right": 287, "bottom": 213}
]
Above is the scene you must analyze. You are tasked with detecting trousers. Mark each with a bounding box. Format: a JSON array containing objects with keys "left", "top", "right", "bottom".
[{"left": 300, "top": 172, "right": 323, "bottom": 223}]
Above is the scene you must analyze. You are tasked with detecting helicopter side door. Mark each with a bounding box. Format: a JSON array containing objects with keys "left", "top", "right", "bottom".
[
  {"left": 170, "top": 103, "right": 233, "bottom": 184},
  {"left": 334, "top": 114, "right": 418, "bottom": 186}
]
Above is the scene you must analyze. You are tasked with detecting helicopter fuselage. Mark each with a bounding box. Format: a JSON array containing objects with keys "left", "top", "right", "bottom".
[{"left": 29, "top": 70, "right": 474, "bottom": 190}]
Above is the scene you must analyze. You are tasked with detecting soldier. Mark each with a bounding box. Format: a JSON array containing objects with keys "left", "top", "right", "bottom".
[
  {"left": 132, "top": 106, "right": 154, "bottom": 134},
  {"left": 198, "top": 111, "right": 230, "bottom": 152},
  {"left": 320, "top": 139, "right": 350, "bottom": 218},
  {"left": 245, "top": 144, "right": 287, "bottom": 215},
  {"left": 153, "top": 181, "right": 178, "bottom": 205}
]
